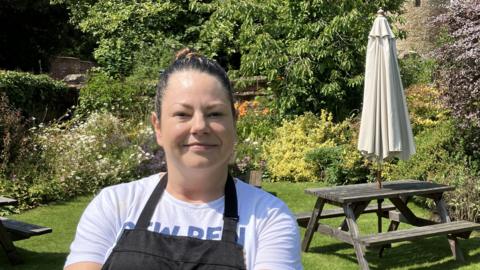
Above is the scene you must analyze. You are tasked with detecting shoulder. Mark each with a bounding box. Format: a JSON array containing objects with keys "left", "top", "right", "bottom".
[
  {"left": 65, "top": 173, "right": 165, "bottom": 268},
  {"left": 235, "top": 179, "right": 302, "bottom": 269},
  {"left": 85, "top": 173, "right": 163, "bottom": 218},
  {"left": 234, "top": 179, "right": 295, "bottom": 225},
  {"left": 96, "top": 173, "right": 163, "bottom": 203},
  {"left": 235, "top": 179, "right": 288, "bottom": 209}
]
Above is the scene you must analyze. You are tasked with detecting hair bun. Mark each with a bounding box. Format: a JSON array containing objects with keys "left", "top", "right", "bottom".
[{"left": 175, "top": 48, "right": 200, "bottom": 61}]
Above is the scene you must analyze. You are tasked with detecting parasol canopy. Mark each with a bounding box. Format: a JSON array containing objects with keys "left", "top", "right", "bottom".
[{"left": 358, "top": 9, "right": 416, "bottom": 164}]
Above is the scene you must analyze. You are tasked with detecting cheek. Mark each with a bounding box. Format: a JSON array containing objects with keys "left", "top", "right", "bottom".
[
  {"left": 172, "top": 125, "right": 190, "bottom": 141},
  {"left": 161, "top": 121, "right": 190, "bottom": 144},
  {"left": 212, "top": 122, "right": 236, "bottom": 142}
]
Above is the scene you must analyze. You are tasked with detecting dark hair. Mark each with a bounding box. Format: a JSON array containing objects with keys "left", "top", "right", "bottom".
[{"left": 155, "top": 48, "right": 236, "bottom": 120}]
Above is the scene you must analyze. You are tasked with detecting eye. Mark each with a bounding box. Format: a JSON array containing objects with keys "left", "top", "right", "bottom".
[
  {"left": 208, "top": 112, "right": 224, "bottom": 117},
  {"left": 173, "top": 111, "right": 190, "bottom": 118}
]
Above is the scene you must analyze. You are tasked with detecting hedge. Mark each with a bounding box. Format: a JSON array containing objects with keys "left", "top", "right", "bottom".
[{"left": 0, "top": 70, "right": 77, "bottom": 122}]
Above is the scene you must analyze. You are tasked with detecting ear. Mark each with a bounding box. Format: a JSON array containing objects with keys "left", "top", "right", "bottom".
[{"left": 151, "top": 112, "right": 163, "bottom": 146}]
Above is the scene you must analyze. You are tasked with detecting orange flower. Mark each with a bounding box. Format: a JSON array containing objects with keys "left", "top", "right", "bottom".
[{"left": 235, "top": 101, "right": 249, "bottom": 118}]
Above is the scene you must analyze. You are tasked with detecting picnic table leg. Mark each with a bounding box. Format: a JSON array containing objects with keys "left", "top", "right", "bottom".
[
  {"left": 379, "top": 196, "right": 411, "bottom": 257},
  {"left": 435, "top": 196, "right": 465, "bottom": 262},
  {"left": 377, "top": 199, "right": 383, "bottom": 233},
  {"left": 0, "top": 220, "right": 22, "bottom": 265},
  {"left": 344, "top": 203, "right": 370, "bottom": 270},
  {"left": 378, "top": 220, "right": 399, "bottom": 258},
  {"left": 301, "top": 198, "right": 325, "bottom": 252},
  {"left": 339, "top": 201, "right": 370, "bottom": 231}
]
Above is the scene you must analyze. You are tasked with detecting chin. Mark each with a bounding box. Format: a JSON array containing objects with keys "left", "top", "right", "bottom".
[
  {"left": 183, "top": 158, "right": 216, "bottom": 169},
  {"left": 182, "top": 157, "right": 228, "bottom": 170}
]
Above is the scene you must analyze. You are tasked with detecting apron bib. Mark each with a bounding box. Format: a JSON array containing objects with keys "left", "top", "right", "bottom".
[{"left": 102, "top": 174, "right": 247, "bottom": 270}]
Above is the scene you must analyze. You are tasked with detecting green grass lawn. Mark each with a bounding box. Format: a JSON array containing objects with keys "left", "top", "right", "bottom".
[{"left": 0, "top": 181, "right": 479, "bottom": 269}]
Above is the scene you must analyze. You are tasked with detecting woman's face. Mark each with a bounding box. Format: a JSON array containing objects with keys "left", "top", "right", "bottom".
[{"left": 152, "top": 70, "right": 236, "bottom": 171}]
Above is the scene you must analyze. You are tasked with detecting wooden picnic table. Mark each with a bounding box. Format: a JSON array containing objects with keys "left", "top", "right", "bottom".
[
  {"left": 0, "top": 196, "right": 22, "bottom": 264},
  {"left": 300, "top": 179, "right": 480, "bottom": 270},
  {"left": 0, "top": 196, "right": 52, "bottom": 265}
]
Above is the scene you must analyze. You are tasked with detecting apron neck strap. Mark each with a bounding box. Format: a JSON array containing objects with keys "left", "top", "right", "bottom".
[
  {"left": 135, "top": 173, "right": 240, "bottom": 243},
  {"left": 222, "top": 174, "right": 239, "bottom": 242},
  {"left": 136, "top": 173, "right": 168, "bottom": 229}
]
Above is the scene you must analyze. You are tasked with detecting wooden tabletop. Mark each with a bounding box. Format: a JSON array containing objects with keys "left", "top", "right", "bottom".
[
  {"left": 0, "top": 197, "right": 17, "bottom": 206},
  {"left": 305, "top": 179, "right": 454, "bottom": 203}
]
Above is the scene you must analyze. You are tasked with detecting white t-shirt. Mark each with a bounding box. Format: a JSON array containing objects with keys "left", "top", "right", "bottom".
[{"left": 65, "top": 173, "right": 303, "bottom": 270}]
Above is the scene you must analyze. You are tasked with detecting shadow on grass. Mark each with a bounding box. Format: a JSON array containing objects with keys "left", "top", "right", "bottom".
[
  {"left": 309, "top": 242, "right": 359, "bottom": 264},
  {"left": 371, "top": 236, "right": 480, "bottom": 270},
  {"left": 307, "top": 236, "right": 480, "bottom": 270},
  {"left": 0, "top": 247, "right": 67, "bottom": 270}
]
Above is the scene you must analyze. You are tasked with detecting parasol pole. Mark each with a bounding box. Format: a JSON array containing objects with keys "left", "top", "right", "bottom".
[
  {"left": 376, "top": 160, "right": 383, "bottom": 237},
  {"left": 376, "top": 161, "right": 383, "bottom": 189}
]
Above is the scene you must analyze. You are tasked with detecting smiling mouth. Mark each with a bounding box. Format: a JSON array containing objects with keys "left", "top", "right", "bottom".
[{"left": 184, "top": 143, "right": 218, "bottom": 150}]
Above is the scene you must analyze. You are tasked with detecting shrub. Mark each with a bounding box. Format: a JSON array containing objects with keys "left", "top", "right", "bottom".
[
  {"left": 405, "top": 84, "right": 449, "bottom": 135},
  {"left": 233, "top": 99, "right": 280, "bottom": 175},
  {"left": 0, "top": 70, "right": 75, "bottom": 122},
  {"left": 432, "top": 1, "right": 480, "bottom": 157},
  {"left": 75, "top": 71, "right": 155, "bottom": 119},
  {"left": 305, "top": 146, "right": 343, "bottom": 184},
  {"left": 446, "top": 173, "right": 480, "bottom": 222},
  {"left": 0, "top": 112, "right": 158, "bottom": 210},
  {"left": 398, "top": 54, "right": 436, "bottom": 88},
  {"left": 305, "top": 117, "right": 370, "bottom": 185},
  {"left": 383, "top": 118, "right": 480, "bottom": 222},
  {"left": 0, "top": 93, "right": 30, "bottom": 174},
  {"left": 263, "top": 111, "right": 349, "bottom": 182},
  {"left": 384, "top": 119, "right": 457, "bottom": 182}
]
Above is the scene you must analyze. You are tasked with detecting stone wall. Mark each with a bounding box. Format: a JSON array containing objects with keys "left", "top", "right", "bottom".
[
  {"left": 49, "top": 56, "right": 95, "bottom": 80},
  {"left": 395, "top": 0, "right": 449, "bottom": 56}
]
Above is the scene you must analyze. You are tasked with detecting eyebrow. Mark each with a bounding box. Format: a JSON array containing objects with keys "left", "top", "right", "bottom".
[{"left": 173, "top": 102, "right": 228, "bottom": 110}]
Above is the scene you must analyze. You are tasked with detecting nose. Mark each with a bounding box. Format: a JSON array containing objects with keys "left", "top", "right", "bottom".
[{"left": 191, "top": 113, "right": 209, "bottom": 134}]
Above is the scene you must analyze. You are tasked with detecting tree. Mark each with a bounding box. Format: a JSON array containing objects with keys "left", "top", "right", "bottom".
[
  {"left": 0, "top": 0, "right": 94, "bottom": 73},
  {"left": 432, "top": 1, "right": 480, "bottom": 157},
  {"left": 54, "top": 0, "right": 406, "bottom": 118},
  {"left": 52, "top": 0, "right": 213, "bottom": 76},
  {"left": 197, "top": 0, "right": 406, "bottom": 117}
]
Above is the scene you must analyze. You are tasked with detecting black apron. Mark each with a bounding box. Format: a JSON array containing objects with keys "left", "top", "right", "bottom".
[{"left": 102, "top": 174, "right": 247, "bottom": 270}]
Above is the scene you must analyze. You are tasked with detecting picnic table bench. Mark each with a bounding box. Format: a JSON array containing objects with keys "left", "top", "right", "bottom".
[
  {"left": 0, "top": 196, "right": 52, "bottom": 265},
  {"left": 299, "top": 180, "right": 480, "bottom": 270},
  {"left": 296, "top": 203, "right": 396, "bottom": 228}
]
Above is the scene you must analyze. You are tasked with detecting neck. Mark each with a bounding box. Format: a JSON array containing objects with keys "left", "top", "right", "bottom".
[{"left": 165, "top": 166, "right": 229, "bottom": 203}]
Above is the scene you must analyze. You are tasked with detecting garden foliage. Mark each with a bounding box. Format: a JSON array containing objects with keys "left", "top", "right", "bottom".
[
  {"left": 0, "top": 71, "right": 75, "bottom": 122},
  {"left": 234, "top": 99, "right": 280, "bottom": 175},
  {"left": 385, "top": 84, "right": 479, "bottom": 222},
  {"left": 398, "top": 54, "right": 436, "bottom": 88},
  {"left": 263, "top": 111, "right": 351, "bottom": 182},
  {"left": 384, "top": 119, "right": 480, "bottom": 222},
  {"left": 52, "top": 0, "right": 406, "bottom": 118},
  {"left": 51, "top": 0, "right": 209, "bottom": 76},
  {"left": 405, "top": 84, "right": 449, "bottom": 135},
  {"left": 305, "top": 118, "right": 370, "bottom": 185},
  {"left": 432, "top": 1, "right": 480, "bottom": 157},
  {"left": 0, "top": 93, "right": 30, "bottom": 174},
  {"left": 0, "top": 113, "right": 156, "bottom": 210},
  {"left": 75, "top": 71, "right": 155, "bottom": 119}
]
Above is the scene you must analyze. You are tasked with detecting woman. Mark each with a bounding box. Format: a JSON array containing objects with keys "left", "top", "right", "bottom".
[{"left": 64, "top": 49, "right": 302, "bottom": 270}]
